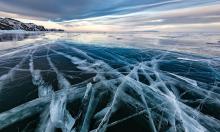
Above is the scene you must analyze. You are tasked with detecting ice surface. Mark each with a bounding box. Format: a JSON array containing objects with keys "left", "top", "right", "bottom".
[{"left": 0, "top": 32, "right": 220, "bottom": 132}]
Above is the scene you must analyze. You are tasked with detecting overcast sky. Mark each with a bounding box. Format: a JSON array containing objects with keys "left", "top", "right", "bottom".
[{"left": 0, "top": 0, "right": 220, "bottom": 32}]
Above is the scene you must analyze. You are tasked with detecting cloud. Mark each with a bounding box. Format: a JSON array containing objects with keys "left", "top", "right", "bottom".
[
  {"left": 0, "top": 0, "right": 212, "bottom": 21},
  {"left": 57, "top": 2, "right": 220, "bottom": 32},
  {"left": 0, "top": 0, "right": 219, "bottom": 32}
]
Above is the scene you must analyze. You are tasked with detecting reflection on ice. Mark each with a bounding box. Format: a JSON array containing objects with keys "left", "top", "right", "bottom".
[
  {"left": 1, "top": 32, "right": 220, "bottom": 56},
  {"left": 0, "top": 33, "right": 39, "bottom": 42},
  {"left": 0, "top": 32, "right": 220, "bottom": 132}
]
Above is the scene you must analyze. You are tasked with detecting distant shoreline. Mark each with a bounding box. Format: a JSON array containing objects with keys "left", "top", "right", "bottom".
[
  {"left": 0, "top": 17, "right": 64, "bottom": 32},
  {"left": 0, "top": 29, "right": 65, "bottom": 33}
]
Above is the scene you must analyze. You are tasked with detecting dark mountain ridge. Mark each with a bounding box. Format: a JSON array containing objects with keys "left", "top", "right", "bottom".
[{"left": 0, "top": 18, "right": 64, "bottom": 32}]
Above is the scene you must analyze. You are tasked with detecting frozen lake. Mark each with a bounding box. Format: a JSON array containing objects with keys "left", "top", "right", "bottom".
[{"left": 0, "top": 32, "right": 220, "bottom": 132}]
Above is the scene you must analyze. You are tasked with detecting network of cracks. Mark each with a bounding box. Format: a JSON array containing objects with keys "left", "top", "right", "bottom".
[{"left": 0, "top": 42, "right": 220, "bottom": 132}]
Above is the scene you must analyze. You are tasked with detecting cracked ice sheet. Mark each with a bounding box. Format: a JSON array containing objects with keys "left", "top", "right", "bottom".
[{"left": 0, "top": 32, "right": 220, "bottom": 132}]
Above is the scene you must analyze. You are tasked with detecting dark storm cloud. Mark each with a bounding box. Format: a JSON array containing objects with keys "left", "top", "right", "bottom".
[{"left": 0, "top": 0, "right": 184, "bottom": 21}]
